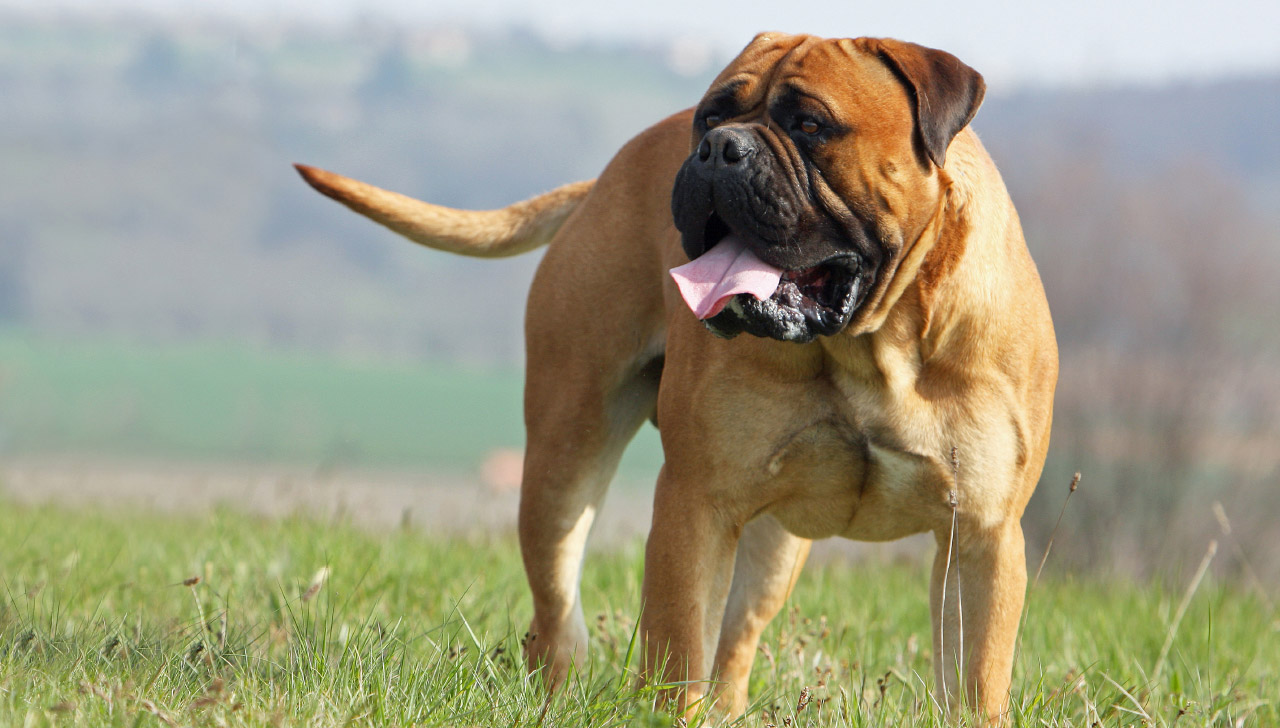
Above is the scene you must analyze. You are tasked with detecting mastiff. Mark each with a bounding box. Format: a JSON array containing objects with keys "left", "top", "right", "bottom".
[{"left": 296, "top": 32, "right": 1057, "bottom": 721}]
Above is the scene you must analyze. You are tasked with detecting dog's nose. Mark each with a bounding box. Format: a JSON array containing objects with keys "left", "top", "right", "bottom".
[{"left": 697, "top": 127, "right": 756, "bottom": 167}]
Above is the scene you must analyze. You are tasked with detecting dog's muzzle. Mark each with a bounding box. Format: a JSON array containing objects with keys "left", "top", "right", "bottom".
[{"left": 671, "top": 127, "right": 871, "bottom": 343}]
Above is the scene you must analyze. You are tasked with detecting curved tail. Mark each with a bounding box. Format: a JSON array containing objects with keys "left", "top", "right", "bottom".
[{"left": 294, "top": 164, "right": 595, "bottom": 258}]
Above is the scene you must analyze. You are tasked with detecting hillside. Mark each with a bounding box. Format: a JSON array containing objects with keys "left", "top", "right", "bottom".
[{"left": 1, "top": 15, "right": 1277, "bottom": 359}]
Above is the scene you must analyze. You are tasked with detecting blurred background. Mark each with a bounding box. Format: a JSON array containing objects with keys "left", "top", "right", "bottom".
[{"left": 1, "top": 0, "right": 1278, "bottom": 580}]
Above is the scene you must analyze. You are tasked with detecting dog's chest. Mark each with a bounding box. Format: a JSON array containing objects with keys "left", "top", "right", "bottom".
[{"left": 758, "top": 364, "right": 954, "bottom": 541}]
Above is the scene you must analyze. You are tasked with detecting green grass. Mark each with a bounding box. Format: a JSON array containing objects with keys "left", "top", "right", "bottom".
[
  {"left": 1, "top": 499, "right": 1276, "bottom": 726},
  {"left": 0, "top": 330, "right": 664, "bottom": 477}
]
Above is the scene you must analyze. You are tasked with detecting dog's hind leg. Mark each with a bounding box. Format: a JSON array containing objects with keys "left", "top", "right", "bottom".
[
  {"left": 516, "top": 237, "right": 666, "bottom": 689},
  {"left": 710, "top": 515, "right": 811, "bottom": 716},
  {"left": 503, "top": 108, "right": 689, "bottom": 690},
  {"left": 517, "top": 357, "right": 659, "bottom": 688}
]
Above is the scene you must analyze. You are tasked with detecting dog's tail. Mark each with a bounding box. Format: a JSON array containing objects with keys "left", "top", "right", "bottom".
[{"left": 294, "top": 164, "right": 595, "bottom": 258}]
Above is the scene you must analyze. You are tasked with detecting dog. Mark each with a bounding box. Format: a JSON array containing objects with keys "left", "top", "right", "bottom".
[{"left": 295, "top": 32, "right": 1057, "bottom": 721}]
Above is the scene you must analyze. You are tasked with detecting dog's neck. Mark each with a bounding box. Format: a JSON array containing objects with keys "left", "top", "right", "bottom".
[
  {"left": 819, "top": 132, "right": 1002, "bottom": 380},
  {"left": 850, "top": 176, "right": 955, "bottom": 340}
]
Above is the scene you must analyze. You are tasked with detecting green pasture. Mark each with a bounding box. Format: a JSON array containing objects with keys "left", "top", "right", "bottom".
[
  {"left": 0, "top": 330, "right": 664, "bottom": 477},
  {"left": 1, "top": 499, "right": 1276, "bottom": 726}
]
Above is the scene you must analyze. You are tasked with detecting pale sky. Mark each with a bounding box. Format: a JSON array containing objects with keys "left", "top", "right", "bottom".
[{"left": 9, "top": 0, "right": 1280, "bottom": 88}]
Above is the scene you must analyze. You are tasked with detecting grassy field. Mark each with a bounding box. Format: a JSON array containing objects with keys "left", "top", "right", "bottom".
[
  {"left": 0, "top": 330, "right": 664, "bottom": 477},
  {"left": 1, "top": 499, "right": 1276, "bottom": 727}
]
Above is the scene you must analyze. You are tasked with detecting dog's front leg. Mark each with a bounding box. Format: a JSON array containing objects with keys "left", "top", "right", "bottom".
[
  {"left": 712, "top": 515, "right": 811, "bottom": 717},
  {"left": 930, "top": 516, "right": 1026, "bottom": 723},
  {"left": 640, "top": 465, "right": 740, "bottom": 718}
]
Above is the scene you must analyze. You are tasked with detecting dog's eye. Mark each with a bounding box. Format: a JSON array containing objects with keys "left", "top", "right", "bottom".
[
  {"left": 799, "top": 119, "right": 821, "bottom": 135},
  {"left": 703, "top": 114, "right": 723, "bottom": 129}
]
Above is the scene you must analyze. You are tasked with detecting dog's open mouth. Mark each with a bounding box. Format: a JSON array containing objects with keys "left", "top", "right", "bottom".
[
  {"left": 773, "top": 256, "right": 862, "bottom": 333},
  {"left": 670, "top": 219, "right": 865, "bottom": 341}
]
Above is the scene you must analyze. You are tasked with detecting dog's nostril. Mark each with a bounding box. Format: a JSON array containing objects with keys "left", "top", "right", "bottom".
[
  {"left": 723, "top": 137, "right": 744, "bottom": 164},
  {"left": 698, "top": 139, "right": 711, "bottom": 162}
]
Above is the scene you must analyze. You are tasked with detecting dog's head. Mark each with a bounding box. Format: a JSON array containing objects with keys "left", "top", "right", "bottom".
[{"left": 670, "top": 33, "right": 985, "bottom": 342}]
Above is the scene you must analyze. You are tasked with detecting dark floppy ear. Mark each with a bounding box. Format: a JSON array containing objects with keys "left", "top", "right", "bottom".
[{"left": 867, "top": 38, "right": 985, "bottom": 169}]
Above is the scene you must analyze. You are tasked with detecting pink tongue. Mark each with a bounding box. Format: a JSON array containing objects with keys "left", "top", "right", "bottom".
[{"left": 670, "top": 235, "right": 783, "bottom": 320}]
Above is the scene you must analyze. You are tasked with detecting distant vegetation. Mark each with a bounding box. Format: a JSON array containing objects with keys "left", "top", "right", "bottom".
[
  {"left": 0, "top": 330, "right": 663, "bottom": 476},
  {"left": 1, "top": 13, "right": 1279, "bottom": 578}
]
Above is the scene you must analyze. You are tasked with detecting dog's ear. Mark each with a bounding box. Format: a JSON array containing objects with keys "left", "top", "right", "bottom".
[{"left": 865, "top": 38, "right": 985, "bottom": 169}]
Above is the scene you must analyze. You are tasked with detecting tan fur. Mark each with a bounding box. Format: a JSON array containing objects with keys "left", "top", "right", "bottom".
[
  {"left": 296, "top": 33, "right": 1056, "bottom": 724},
  {"left": 295, "top": 164, "right": 594, "bottom": 258}
]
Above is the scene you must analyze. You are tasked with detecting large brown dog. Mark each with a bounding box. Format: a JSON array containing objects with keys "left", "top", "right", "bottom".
[{"left": 296, "top": 33, "right": 1057, "bottom": 721}]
